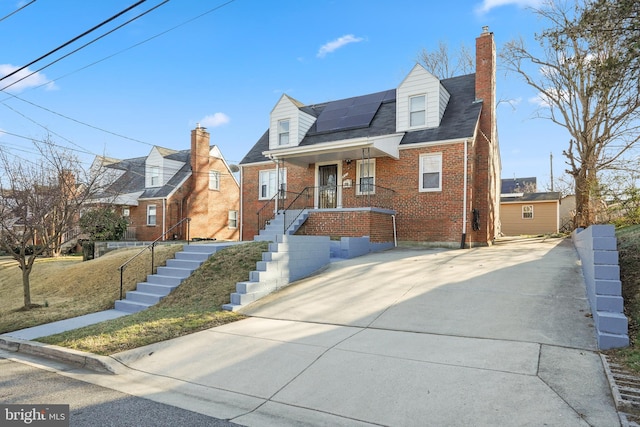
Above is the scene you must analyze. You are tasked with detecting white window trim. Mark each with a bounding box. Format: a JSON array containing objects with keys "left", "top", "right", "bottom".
[
  {"left": 259, "top": 168, "right": 287, "bottom": 200},
  {"left": 522, "top": 205, "right": 534, "bottom": 219},
  {"left": 147, "top": 205, "right": 157, "bottom": 226},
  {"left": 419, "top": 152, "right": 442, "bottom": 192},
  {"left": 209, "top": 170, "right": 220, "bottom": 191},
  {"left": 356, "top": 159, "right": 376, "bottom": 195},
  {"left": 228, "top": 210, "right": 238, "bottom": 229},
  {"left": 278, "top": 119, "right": 290, "bottom": 146},
  {"left": 149, "top": 165, "right": 160, "bottom": 187},
  {"left": 409, "top": 94, "right": 426, "bottom": 128}
]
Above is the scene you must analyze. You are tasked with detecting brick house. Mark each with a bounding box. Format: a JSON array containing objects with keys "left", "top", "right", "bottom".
[
  {"left": 239, "top": 28, "right": 500, "bottom": 247},
  {"left": 92, "top": 126, "right": 239, "bottom": 242}
]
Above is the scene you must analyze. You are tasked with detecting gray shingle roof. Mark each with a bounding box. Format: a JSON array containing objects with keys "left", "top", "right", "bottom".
[
  {"left": 240, "top": 73, "right": 481, "bottom": 165},
  {"left": 101, "top": 149, "right": 192, "bottom": 200}
]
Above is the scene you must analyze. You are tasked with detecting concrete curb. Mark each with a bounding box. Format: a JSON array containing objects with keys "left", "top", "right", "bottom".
[{"left": 0, "top": 336, "right": 126, "bottom": 374}]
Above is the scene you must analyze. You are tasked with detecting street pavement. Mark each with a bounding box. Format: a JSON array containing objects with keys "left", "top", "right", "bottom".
[{"left": 0, "top": 237, "right": 622, "bottom": 426}]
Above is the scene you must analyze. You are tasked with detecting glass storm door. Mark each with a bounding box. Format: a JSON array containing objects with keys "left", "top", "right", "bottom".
[{"left": 319, "top": 164, "right": 338, "bottom": 209}]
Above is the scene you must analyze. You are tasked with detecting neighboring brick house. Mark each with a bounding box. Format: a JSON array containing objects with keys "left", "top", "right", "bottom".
[
  {"left": 92, "top": 126, "right": 239, "bottom": 242},
  {"left": 239, "top": 28, "right": 501, "bottom": 247}
]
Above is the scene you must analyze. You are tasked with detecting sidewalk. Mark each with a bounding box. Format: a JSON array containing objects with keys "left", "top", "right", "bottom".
[{"left": 0, "top": 238, "right": 622, "bottom": 426}]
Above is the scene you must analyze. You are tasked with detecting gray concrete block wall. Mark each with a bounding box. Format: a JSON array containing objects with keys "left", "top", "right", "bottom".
[
  {"left": 572, "top": 225, "right": 629, "bottom": 349},
  {"left": 223, "top": 235, "right": 330, "bottom": 311}
]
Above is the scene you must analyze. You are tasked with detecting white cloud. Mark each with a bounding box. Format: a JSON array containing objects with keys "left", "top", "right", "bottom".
[
  {"left": 0, "top": 64, "right": 56, "bottom": 92},
  {"left": 199, "top": 113, "right": 230, "bottom": 128},
  {"left": 475, "top": 0, "right": 542, "bottom": 14},
  {"left": 317, "top": 34, "right": 364, "bottom": 58}
]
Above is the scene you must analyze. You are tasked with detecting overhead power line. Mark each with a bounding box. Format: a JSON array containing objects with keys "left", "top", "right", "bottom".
[
  {"left": 0, "top": 0, "right": 36, "bottom": 24},
  {"left": 0, "top": 0, "right": 170, "bottom": 92},
  {"left": 0, "top": 0, "right": 147, "bottom": 84}
]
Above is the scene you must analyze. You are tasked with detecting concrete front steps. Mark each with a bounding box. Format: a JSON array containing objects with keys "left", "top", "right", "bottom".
[
  {"left": 115, "top": 243, "right": 237, "bottom": 313},
  {"left": 255, "top": 210, "right": 308, "bottom": 242},
  {"left": 223, "top": 235, "right": 330, "bottom": 312}
]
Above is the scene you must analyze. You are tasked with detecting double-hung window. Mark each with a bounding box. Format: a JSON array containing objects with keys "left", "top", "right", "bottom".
[
  {"left": 419, "top": 153, "right": 442, "bottom": 192},
  {"left": 209, "top": 170, "right": 220, "bottom": 190},
  {"left": 522, "top": 205, "right": 534, "bottom": 219},
  {"left": 278, "top": 119, "right": 290, "bottom": 146},
  {"left": 147, "top": 205, "right": 157, "bottom": 226},
  {"left": 149, "top": 166, "right": 160, "bottom": 187},
  {"left": 228, "top": 210, "right": 238, "bottom": 228},
  {"left": 410, "top": 95, "right": 426, "bottom": 127},
  {"left": 259, "top": 168, "right": 287, "bottom": 200},
  {"left": 356, "top": 159, "right": 376, "bottom": 195}
]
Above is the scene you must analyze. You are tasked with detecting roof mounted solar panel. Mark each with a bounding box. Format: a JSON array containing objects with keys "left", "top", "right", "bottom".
[{"left": 315, "top": 90, "right": 394, "bottom": 133}]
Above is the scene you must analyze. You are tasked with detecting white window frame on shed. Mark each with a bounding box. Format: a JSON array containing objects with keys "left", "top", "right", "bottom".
[
  {"left": 522, "top": 205, "right": 534, "bottom": 219},
  {"left": 259, "top": 168, "right": 287, "bottom": 200},
  {"left": 419, "top": 153, "right": 442, "bottom": 192},
  {"left": 209, "top": 170, "right": 220, "bottom": 191},
  {"left": 228, "top": 210, "right": 238, "bottom": 229},
  {"left": 356, "top": 159, "right": 376, "bottom": 195},
  {"left": 278, "top": 119, "right": 290, "bottom": 146},
  {"left": 409, "top": 94, "right": 426, "bottom": 127},
  {"left": 147, "top": 205, "right": 157, "bottom": 226}
]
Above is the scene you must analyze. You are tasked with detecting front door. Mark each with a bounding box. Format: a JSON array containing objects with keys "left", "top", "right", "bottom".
[{"left": 319, "top": 164, "right": 338, "bottom": 209}]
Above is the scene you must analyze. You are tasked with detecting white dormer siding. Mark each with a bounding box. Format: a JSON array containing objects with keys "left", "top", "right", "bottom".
[
  {"left": 145, "top": 146, "right": 185, "bottom": 188},
  {"left": 269, "top": 94, "right": 316, "bottom": 149},
  {"left": 396, "top": 64, "right": 450, "bottom": 132}
]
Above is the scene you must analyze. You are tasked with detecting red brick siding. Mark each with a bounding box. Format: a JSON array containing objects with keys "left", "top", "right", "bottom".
[{"left": 296, "top": 210, "right": 394, "bottom": 243}]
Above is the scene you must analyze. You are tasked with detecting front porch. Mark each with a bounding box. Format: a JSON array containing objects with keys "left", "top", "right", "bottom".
[{"left": 255, "top": 183, "right": 397, "bottom": 246}]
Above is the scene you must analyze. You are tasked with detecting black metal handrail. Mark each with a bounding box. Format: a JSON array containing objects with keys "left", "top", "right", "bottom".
[
  {"left": 118, "top": 217, "right": 190, "bottom": 301},
  {"left": 256, "top": 192, "right": 279, "bottom": 235}
]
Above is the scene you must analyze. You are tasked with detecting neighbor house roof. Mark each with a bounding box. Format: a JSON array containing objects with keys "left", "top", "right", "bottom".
[
  {"left": 240, "top": 73, "right": 481, "bottom": 165},
  {"left": 501, "top": 177, "right": 537, "bottom": 194},
  {"left": 99, "top": 149, "right": 192, "bottom": 201}
]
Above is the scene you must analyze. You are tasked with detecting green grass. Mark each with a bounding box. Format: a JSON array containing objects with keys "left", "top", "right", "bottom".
[{"left": 37, "top": 241, "right": 269, "bottom": 355}]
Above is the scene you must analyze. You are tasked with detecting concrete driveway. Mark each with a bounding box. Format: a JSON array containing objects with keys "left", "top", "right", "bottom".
[{"left": 53, "top": 237, "right": 618, "bottom": 426}]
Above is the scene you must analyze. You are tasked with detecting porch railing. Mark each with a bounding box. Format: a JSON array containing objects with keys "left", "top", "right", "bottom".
[{"left": 118, "top": 217, "right": 190, "bottom": 301}]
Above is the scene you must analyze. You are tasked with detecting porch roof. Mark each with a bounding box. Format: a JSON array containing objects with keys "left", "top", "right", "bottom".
[{"left": 262, "top": 134, "right": 403, "bottom": 166}]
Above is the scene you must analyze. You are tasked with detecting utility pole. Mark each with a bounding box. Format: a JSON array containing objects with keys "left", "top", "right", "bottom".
[{"left": 550, "top": 152, "right": 554, "bottom": 191}]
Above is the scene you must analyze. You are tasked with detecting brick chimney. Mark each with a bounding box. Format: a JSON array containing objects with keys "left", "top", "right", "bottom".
[
  {"left": 475, "top": 26, "right": 496, "bottom": 143},
  {"left": 473, "top": 27, "right": 500, "bottom": 244},
  {"left": 190, "top": 124, "right": 210, "bottom": 235}
]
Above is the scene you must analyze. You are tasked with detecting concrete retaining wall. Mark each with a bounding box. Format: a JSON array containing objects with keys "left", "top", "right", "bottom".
[{"left": 572, "top": 225, "right": 629, "bottom": 349}]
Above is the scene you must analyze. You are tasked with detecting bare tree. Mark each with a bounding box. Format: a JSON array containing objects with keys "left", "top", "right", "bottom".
[
  {"left": 0, "top": 138, "right": 108, "bottom": 309},
  {"left": 501, "top": 0, "right": 640, "bottom": 228},
  {"left": 417, "top": 40, "right": 474, "bottom": 79}
]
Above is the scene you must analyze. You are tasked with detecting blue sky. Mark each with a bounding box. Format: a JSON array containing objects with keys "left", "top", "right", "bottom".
[{"left": 0, "top": 0, "right": 568, "bottom": 189}]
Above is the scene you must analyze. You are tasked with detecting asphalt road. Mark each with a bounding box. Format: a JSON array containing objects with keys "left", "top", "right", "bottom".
[{"left": 0, "top": 358, "right": 240, "bottom": 427}]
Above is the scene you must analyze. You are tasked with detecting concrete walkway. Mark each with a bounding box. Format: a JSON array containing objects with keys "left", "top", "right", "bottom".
[{"left": 0, "top": 238, "right": 621, "bottom": 426}]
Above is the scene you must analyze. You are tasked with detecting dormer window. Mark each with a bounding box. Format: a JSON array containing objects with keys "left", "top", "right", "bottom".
[
  {"left": 410, "top": 95, "right": 426, "bottom": 127},
  {"left": 278, "top": 119, "right": 290, "bottom": 146}
]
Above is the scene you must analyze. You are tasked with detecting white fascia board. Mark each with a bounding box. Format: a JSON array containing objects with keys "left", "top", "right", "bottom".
[
  {"left": 398, "top": 137, "right": 469, "bottom": 150},
  {"left": 263, "top": 133, "right": 404, "bottom": 159}
]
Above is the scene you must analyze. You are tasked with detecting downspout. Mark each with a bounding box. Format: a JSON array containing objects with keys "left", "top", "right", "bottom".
[
  {"left": 392, "top": 214, "right": 397, "bottom": 247},
  {"left": 239, "top": 166, "right": 244, "bottom": 241},
  {"left": 162, "top": 198, "right": 167, "bottom": 241},
  {"left": 460, "top": 138, "right": 469, "bottom": 249}
]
